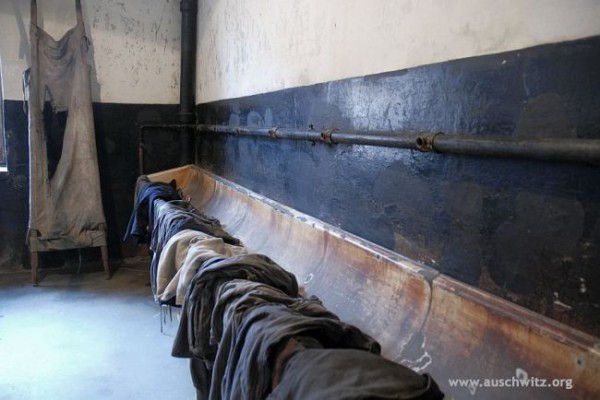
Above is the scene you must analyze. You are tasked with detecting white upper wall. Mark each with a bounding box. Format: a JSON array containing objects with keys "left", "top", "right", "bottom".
[
  {"left": 0, "top": 0, "right": 180, "bottom": 103},
  {"left": 196, "top": 0, "right": 600, "bottom": 104},
  {"left": 2, "top": 1, "right": 599, "bottom": 104}
]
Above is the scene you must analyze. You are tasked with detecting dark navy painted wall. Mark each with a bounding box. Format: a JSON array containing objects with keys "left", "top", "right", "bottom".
[
  {"left": 195, "top": 37, "right": 600, "bottom": 335},
  {"left": 0, "top": 100, "right": 181, "bottom": 271},
  {"left": 0, "top": 101, "right": 29, "bottom": 271},
  {"left": 94, "top": 102, "right": 182, "bottom": 260}
]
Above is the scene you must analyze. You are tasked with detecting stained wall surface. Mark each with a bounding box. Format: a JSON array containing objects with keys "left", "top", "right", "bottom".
[
  {"left": 195, "top": 0, "right": 600, "bottom": 103},
  {"left": 195, "top": 37, "right": 600, "bottom": 335},
  {"left": 2, "top": 2, "right": 600, "bottom": 103},
  {"left": 0, "top": 0, "right": 180, "bottom": 103},
  {"left": 190, "top": 0, "right": 600, "bottom": 336}
]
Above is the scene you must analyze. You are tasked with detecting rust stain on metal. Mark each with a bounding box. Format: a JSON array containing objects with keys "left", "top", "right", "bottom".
[{"left": 148, "top": 165, "right": 600, "bottom": 400}]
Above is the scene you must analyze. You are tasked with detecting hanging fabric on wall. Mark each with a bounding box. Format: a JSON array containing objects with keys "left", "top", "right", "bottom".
[{"left": 25, "top": 0, "right": 106, "bottom": 252}]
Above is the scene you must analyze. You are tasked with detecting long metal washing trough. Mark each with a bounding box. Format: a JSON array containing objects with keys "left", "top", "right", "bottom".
[{"left": 146, "top": 164, "right": 599, "bottom": 399}]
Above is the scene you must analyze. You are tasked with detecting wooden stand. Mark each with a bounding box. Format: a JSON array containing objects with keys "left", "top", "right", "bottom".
[{"left": 31, "top": 245, "right": 111, "bottom": 286}]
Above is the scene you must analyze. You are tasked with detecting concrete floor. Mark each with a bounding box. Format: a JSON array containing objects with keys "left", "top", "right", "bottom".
[{"left": 0, "top": 261, "right": 196, "bottom": 400}]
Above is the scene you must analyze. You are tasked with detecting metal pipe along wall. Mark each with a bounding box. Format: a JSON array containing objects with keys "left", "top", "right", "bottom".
[
  {"left": 139, "top": 124, "right": 600, "bottom": 167},
  {"left": 195, "top": 124, "right": 600, "bottom": 165},
  {"left": 179, "top": 0, "right": 198, "bottom": 166}
]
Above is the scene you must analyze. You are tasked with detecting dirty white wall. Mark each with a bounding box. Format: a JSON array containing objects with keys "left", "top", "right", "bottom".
[
  {"left": 0, "top": 0, "right": 180, "bottom": 103},
  {"left": 196, "top": 0, "right": 600, "bottom": 104},
  {"left": 2, "top": 1, "right": 600, "bottom": 105}
]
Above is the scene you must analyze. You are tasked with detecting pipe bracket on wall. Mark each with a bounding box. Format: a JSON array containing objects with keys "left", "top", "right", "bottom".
[
  {"left": 268, "top": 127, "right": 280, "bottom": 139},
  {"left": 320, "top": 128, "right": 337, "bottom": 144},
  {"left": 416, "top": 132, "right": 444, "bottom": 152}
]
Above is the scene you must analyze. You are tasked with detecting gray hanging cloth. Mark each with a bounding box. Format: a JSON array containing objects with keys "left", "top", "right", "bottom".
[{"left": 25, "top": 0, "right": 107, "bottom": 252}]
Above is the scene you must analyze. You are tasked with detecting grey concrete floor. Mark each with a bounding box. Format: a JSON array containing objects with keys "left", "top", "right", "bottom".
[{"left": 0, "top": 262, "right": 196, "bottom": 400}]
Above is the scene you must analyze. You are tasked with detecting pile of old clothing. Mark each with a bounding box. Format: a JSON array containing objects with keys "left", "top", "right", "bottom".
[
  {"left": 155, "top": 229, "right": 246, "bottom": 305},
  {"left": 124, "top": 177, "right": 243, "bottom": 302},
  {"left": 174, "top": 254, "right": 444, "bottom": 400},
  {"left": 125, "top": 177, "right": 444, "bottom": 399},
  {"left": 124, "top": 178, "right": 181, "bottom": 243},
  {"left": 148, "top": 199, "right": 241, "bottom": 298}
]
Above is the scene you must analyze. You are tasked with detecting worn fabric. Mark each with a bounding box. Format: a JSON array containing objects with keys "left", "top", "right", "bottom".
[
  {"left": 25, "top": 0, "right": 106, "bottom": 252},
  {"left": 172, "top": 254, "right": 299, "bottom": 359},
  {"left": 156, "top": 230, "right": 247, "bottom": 305},
  {"left": 209, "top": 281, "right": 327, "bottom": 394},
  {"left": 155, "top": 229, "right": 210, "bottom": 302},
  {"left": 170, "top": 246, "right": 443, "bottom": 400},
  {"left": 150, "top": 200, "right": 240, "bottom": 253},
  {"left": 123, "top": 180, "right": 181, "bottom": 242},
  {"left": 268, "top": 349, "right": 444, "bottom": 400},
  {"left": 269, "top": 336, "right": 324, "bottom": 389},
  {"left": 184, "top": 277, "right": 443, "bottom": 400},
  {"left": 214, "top": 303, "right": 381, "bottom": 400},
  {"left": 149, "top": 200, "right": 241, "bottom": 295},
  {"left": 190, "top": 357, "right": 211, "bottom": 400},
  {"left": 187, "top": 279, "right": 332, "bottom": 399},
  {"left": 209, "top": 280, "right": 316, "bottom": 350}
]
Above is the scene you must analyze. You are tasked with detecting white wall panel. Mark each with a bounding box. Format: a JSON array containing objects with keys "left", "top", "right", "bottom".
[
  {"left": 2, "top": 1, "right": 599, "bottom": 104},
  {"left": 0, "top": 0, "right": 180, "bottom": 103},
  {"left": 196, "top": 0, "right": 600, "bottom": 103}
]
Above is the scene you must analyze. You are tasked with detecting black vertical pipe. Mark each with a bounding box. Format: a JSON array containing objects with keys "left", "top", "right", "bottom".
[{"left": 179, "top": 0, "right": 198, "bottom": 165}]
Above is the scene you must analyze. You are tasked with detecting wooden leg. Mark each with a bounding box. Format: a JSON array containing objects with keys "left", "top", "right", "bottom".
[
  {"left": 31, "top": 251, "right": 39, "bottom": 287},
  {"left": 101, "top": 245, "right": 111, "bottom": 280}
]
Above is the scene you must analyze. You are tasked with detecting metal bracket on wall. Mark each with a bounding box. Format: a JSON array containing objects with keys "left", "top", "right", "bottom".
[
  {"left": 268, "top": 127, "right": 280, "bottom": 138},
  {"left": 415, "top": 132, "right": 444, "bottom": 152},
  {"left": 320, "top": 128, "right": 338, "bottom": 144}
]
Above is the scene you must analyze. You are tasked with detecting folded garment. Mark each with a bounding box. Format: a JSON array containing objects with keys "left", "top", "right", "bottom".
[
  {"left": 268, "top": 348, "right": 444, "bottom": 400},
  {"left": 172, "top": 254, "right": 299, "bottom": 359},
  {"left": 155, "top": 229, "right": 210, "bottom": 302},
  {"left": 210, "top": 280, "right": 320, "bottom": 348},
  {"left": 149, "top": 200, "right": 241, "bottom": 295},
  {"left": 213, "top": 303, "right": 381, "bottom": 400},
  {"left": 189, "top": 279, "right": 308, "bottom": 400},
  {"left": 150, "top": 200, "right": 240, "bottom": 253},
  {"left": 156, "top": 230, "right": 247, "bottom": 305},
  {"left": 123, "top": 179, "right": 180, "bottom": 242}
]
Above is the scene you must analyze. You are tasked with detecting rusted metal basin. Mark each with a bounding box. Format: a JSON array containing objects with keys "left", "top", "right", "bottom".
[{"left": 147, "top": 165, "right": 599, "bottom": 399}]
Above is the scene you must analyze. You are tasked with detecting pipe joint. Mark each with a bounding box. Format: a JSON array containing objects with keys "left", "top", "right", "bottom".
[
  {"left": 416, "top": 132, "right": 444, "bottom": 152},
  {"left": 268, "top": 127, "right": 280, "bottom": 139},
  {"left": 321, "top": 128, "right": 337, "bottom": 144}
]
